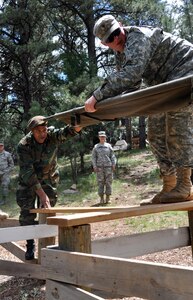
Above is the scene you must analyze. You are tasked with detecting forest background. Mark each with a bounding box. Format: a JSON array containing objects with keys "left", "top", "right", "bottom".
[{"left": 0, "top": 0, "right": 193, "bottom": 183}]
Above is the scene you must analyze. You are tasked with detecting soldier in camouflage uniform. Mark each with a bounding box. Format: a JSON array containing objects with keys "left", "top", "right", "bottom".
[
  {"left": 84, "top": 15, "right": 193, "bottom": 205},
  {"left": 92, "top": 131, "right": 116, "bottom": 204},
  {"left": 16, "top": 115, "right": 81, "bottom": 259},
  {"left": 0, "top": 141, "right": 14, "bottom": 205}
]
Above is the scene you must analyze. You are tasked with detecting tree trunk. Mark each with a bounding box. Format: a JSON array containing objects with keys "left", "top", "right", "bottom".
[{"left": 139, "top": 116, "right": 146, "bottom": 149}]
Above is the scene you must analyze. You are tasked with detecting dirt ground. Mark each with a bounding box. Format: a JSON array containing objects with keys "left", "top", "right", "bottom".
[{"left": 1, "top": 151, "right": 193, "bottom": 299}]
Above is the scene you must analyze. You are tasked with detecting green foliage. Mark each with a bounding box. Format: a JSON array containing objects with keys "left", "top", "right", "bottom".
[{"left": 0, "top": 0, "right": 191, "bottom": 156}]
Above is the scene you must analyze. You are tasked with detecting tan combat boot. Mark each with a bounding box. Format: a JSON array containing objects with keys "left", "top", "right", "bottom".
[
  {"left": 105, "top": 195, "right": 111, "bottom": 204},
  {"left": 140, "top": 174, "right": 176, "bottom": 205},
  {"left": 160, "top": 167, "right": 193, "bottom": 203}
]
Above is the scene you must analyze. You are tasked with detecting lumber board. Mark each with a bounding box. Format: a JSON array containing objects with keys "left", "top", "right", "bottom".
[
  {"left": 92, "top": 226, "right": 190, "bottom": 258},
  {"left": 0, "top": 224, "right": 58, "bottom": 243},
  {"left": 0, "top": 218, "right": 19, "bottom": 228},
  {"left": 0, "top": 259, "right": 45, "bottom": 279},
  {"left": 41, "top": 249, "right": 193, "bottom": 300},
  {"left": 46, "top": 280, "right": 105, "bottom": 300},
  {"left": 30, "top": 206, "right": 133, "bottom": 213},
  {"left": 46, "top": 201, "right": 193, "bottom": 227},
  {"left": 1, "top": 242, "right": 26, "bottom": 261}
]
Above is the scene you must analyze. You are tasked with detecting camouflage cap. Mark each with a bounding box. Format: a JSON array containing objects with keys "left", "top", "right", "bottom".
[
  {"left": 93, "top": 15, "right": 120, "bottom": 42},
  {"left": 27, "top": 115, "right": 48, "bottom": 132},
  {"left": 98, "top": 131, "right": 106, "bottom": 137}
]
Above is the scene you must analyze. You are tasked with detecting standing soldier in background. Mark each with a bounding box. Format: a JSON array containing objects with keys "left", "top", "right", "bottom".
[
  {"left": 16, "top": 115, "right": 82, "bottom": 260},
  {"left": 0, "top": 141, "right": 14, "bottom": 205},
  {"left": 92, "top": 131, "right": 116, "bottom": 205}
]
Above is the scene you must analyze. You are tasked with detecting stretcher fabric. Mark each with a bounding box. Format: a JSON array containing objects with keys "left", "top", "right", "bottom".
[{"left": 45, "top": 76, "right": 193, "bottom": 128}]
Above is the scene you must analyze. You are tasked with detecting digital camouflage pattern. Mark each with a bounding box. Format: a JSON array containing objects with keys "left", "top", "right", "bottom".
[
  {"left": 93, "top": 26, "right": 193, "bottom": 100},
  {"left": 93, "top": 26, "right": 193, "bottom": 174},
  {"left": 0, "top": 150, "right": 14, "bottom": 201},
  {"left": 16, "top": 125, "right": 77, "bottom": 225},
  {"left": 92, "top": 142, "right": 116, "bottom": 196}
]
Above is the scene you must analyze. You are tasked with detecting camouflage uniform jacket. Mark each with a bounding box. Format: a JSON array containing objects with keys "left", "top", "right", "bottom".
[
  {"left": 17, "top": 126, "right": 77, "bottom": 191},
  {"left": 93, "top": 26, "right": 193, "bottom": 101},
  {"left": 0, "top": 150, "right": 14, "bottom": 175},
  {"left": 92, "top": 142, "right": 116, "bottom": 168}
]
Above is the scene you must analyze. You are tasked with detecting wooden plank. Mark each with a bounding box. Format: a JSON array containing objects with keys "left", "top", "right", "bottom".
[
  {"left": 46, "top": 280, "right": 105, "bottom": 300},
  {"left": 31, "top": 200, "right": 193, "bottom": 214},
  {"left": 47, "top": 201, "right": 193, "bottom": 227},
  {"left": 0, "top": 259, "right": 45, "bottom": 279},
  {"left": 0, "top": 224, "right": 58, "bottom": 243},
  {"left": 30, "top": 206, "right": 134, "bottom": 214},
  {"left": 1, "top": 242, "right": 26, "bottom": 261},
  {"left": 41, "top": 249, "right": 193, "bottom": 300},
  {"left": 92, "top": 226, "right": 190, "bottom": 258},
  {"left": 0, "top": 218, "right": 19, "bottom": 228}
]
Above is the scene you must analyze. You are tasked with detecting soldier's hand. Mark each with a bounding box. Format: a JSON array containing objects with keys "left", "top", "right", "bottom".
[
  {"left": 36, "top": 188, "right": 51, "bottom": 209},
  {"left": 85, "top": 96, "right": 97, "bottom": 112},
  {"left": 41, "top": 195, "right": 51, "bottom": 209},
  {"left": 74, "top": 126, "right": 82, "bottom": 132}
]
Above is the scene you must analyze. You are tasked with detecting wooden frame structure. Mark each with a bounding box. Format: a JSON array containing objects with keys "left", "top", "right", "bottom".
[{"left": 1, "top": 202, "right": 193, "bottom": 299}]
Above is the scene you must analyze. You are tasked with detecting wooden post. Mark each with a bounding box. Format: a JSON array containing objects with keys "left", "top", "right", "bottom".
[
  {"left": 57, "top": 224, "right": 91, "bottom": 293},
  {"left": 38, "top": 213, "right": 56, "bottom": 263},
  {"left": 58, "top": 224, "right": 91, "bottom": 253},
  {"left": 188, "top": 211, "right": 193, "bottom": 259}
]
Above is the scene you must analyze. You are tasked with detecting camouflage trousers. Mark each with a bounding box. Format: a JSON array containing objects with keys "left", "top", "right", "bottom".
[
  {"left": 96, "top": 167, "right": 113, "bottom": 196},
  {"left": 0, "top": 173, "right": 10, "bottom": 198},
  {"left": 16, "top": 181, "right": 58, "bottom": 226},
  {"left": 148, "top": 103, "right": 193, "bottom": 176}
]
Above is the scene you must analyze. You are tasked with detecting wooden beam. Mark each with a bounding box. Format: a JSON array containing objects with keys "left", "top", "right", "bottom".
[
  {"left": 59, "top": 224, "right": 91, "bottom": 252},
  {"left": 30, "top": 206, "right": 134, "bottom": 214},
  {"left": 0, "top": 259, "right": 45, "bottom": 279},
  {"left": 0, "top": 224, "right": 58, "bottom": 243},
  {"left": 0, "top": 218, "right": 19, "bottom": 228},
  {"left": 41, "top": 249, "right": 193, "bottom": 300},
  {"left": 92, "top": 226, "right": 190, "bottom": 258},
  {"left": 46, "top": 280, "right": 105, "bottom": 300},
  {"left": 47, "top": 201, "right": 193, "bottom": 227},
  {"left": 30, "top": 201, "right": 193, "bottom": 214},
  {"left": 1, "top": 242, "right": 26, "bottom": 261}
]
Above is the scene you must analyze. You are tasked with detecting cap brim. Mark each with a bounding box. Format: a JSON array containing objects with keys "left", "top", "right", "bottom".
[{"left": 101, "top": 21, "right": 120, "bottom": 42}]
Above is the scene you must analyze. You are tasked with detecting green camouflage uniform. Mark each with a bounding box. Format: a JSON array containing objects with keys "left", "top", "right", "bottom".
[
  {"left": 93, "top": 26, "right": 193, "bottom": 175},
  {"left": 16, "top": 125, "right": 77, "bottom": 226},
  {"left": 0, "top": 150, "right": 14, "bottom": 201},
  {"left": 92, "top": 142, "right": 116, "bottom": 196}
]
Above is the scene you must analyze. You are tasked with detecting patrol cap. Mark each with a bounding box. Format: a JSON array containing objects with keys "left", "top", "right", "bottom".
[
  {"left": 93, "top": 15, "right": 120, "bottom": 42},
  {"left": 27, "top": 115, "right": 48, "bottom": 132},
  {"left": 98, "top": 131, "right": 106, "bottom": 137}
]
